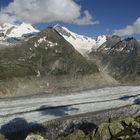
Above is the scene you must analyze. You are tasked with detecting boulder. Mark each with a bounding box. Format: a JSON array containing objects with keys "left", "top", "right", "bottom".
[
  {"left": 122, "top": 117, "right": 135, "bottom": 126},
  {"left": 57, "top": 129, "right": 90, "bottom": 140},
  {"left": 109, "top": 121, "right": 124, "bottom": 136},
  {"left": 131, "top": 134, "right": 140, "bottom": 139},
  {"left": 64, "top": 129, "right": 86, "bottom": 140},
  {"left": 92, "top": 123, "right": 111, "bottom": 140},
  {"left": 132, "top": 121, "right": 140, "bottom": 129},
  {"left": 0, "top": 134, "right": 7, "bottom": 140},
  {"left": 25, "top": 134, "right": 46, "bottom": 140}
]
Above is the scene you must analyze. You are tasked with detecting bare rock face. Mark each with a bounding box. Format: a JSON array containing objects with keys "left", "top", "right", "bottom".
[
  {"left": 90, "top": 36, "right": 140, "bottom": 81},
  {"left": 0, "top": 33, "right": 5, "bottom": 38},
  {"left": 97, "top": 35, "right": 121, "bottom": 53}
]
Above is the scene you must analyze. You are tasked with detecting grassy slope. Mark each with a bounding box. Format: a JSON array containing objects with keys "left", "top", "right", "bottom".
[{"left": 0, "top": 28, "right": 98, "bottom": 80}]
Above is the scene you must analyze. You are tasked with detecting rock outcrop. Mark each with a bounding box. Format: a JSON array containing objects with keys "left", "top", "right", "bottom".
[
  {"left": 55, "top": 116, "right": 140, "bottom": 140},
  {"left": 25, "top": 134, "right": 46, "bottom": 140}
]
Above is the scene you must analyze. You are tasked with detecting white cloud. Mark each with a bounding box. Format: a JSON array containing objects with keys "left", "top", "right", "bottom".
[
  {"left": 114, "top": 17, "right": 140, "bottom": 36},
  {"left": 74, "top": 10, "right": 99, "bottom": 25},
  {"left": 0, "top": 0, "right": 98, "bottom": 25}
]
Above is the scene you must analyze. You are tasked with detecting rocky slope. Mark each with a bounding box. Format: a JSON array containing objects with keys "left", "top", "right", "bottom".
[
  {"left": 90, "top": 36, "right": 140, "bottom": 81},
  {"left": 0, "top": 27, "right": 98, "bottom": 80}
]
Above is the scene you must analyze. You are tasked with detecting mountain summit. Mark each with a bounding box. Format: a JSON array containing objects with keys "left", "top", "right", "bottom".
[
  {"left": 54, "top": 25, "right": 106, "bottom": 55},
  {"left": 0, "top": 22, "right": 39, "bottom": 41}
]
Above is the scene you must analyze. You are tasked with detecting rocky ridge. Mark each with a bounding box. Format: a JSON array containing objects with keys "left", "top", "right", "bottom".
[{"left": 90, "top": 36, "right": 140, "bottom": 81}]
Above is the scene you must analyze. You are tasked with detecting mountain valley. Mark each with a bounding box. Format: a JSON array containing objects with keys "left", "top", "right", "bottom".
[
  {"left": 0, "top": 1, "right": 140, "bottom": 140},
  {"left": 1, "top": 23, "right": 140, "bottom": 96}
]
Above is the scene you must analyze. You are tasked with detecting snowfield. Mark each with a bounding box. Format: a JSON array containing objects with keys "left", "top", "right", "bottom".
[{"left": 0, "top": 86, "right": 140, "bottom": 133}]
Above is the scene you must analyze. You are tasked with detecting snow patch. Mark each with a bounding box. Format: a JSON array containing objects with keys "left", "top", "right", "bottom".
[
  {"left": 38, "top": 37, "right": 47, "bottom": 43},
  {"left": 36, "top": 70, "right": 41, "bottom": 77},
  {"left": 34, "top": 37, "right": 58, "bottom": 48},
  {"left": 48, "top": 41, "right": 58, "bottom": 47},
  {"left": 34, "top": 42, "right": 38, "bottom": 48}
]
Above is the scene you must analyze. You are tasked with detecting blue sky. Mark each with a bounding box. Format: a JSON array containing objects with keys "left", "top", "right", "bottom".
[{"left": 0, "top": 0, "right": 140, "bottom": 40}]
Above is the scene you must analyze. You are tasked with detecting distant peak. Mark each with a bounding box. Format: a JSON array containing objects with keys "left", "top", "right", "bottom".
[
  {"left": 53, "top": 24, "right": 61, "bottom": 28},
  {"left": 0, "top": 22, "right": 39, "bottom": 40},
  {"left": 125, "top": 37, "right": 136, "bottom": 41},
  {"left": 53, "top": 25, "right": 70, "bottom": 32}
]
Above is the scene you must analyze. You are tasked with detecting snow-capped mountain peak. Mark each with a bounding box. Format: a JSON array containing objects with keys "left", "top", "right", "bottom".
[
  {"left": 54, "top": 25, "right": 106, "bottom": 55},
  {"left": 0, "top": 22, "right": 39, "bottom": 39}
]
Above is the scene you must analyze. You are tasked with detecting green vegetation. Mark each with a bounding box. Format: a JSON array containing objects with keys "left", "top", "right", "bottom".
[
  {"left": 0, "top": 28, "right": 98, "bottom": 80},
  {"left": 55, "top": 116, "right": 140, "bottom": 140}
]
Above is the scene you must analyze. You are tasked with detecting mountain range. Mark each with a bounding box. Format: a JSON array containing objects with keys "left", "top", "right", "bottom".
[
  {"left": 0, "top": 23, "right": 106, "bottom": 54},
  {"left": 0, "top": 22, "right": 140, "bottom": 82},
  {"left": 90, "top": 36, "right": 140, "bottom": 81},
  {"left": 0, "top": 26, "right": 98, "bottom": 80}
]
